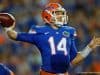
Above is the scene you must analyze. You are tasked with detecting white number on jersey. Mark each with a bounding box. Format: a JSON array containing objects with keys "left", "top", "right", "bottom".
[{"left": 48, "top": 37, "right": 67, "bottom": 55}]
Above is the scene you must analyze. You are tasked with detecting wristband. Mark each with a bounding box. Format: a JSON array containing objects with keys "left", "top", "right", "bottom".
[{"left": 79, "top": 46, "right": 92, "bottom": 58}]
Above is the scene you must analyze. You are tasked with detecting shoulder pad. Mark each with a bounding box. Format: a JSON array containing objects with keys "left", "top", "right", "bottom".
[
  {"left": 62, "top": 26, "right": 77, "bottom": 36},
  {"left": 35, "top": 25, "right": 46, "bottom": 28},
  {"left": 62, "top": 26, "right": 75, "bottom": 30},
  {"left": 29, "top": 25, "right": 48, "bottom": 34}
]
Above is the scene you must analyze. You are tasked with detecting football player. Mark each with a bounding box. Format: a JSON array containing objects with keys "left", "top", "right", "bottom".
[
  {"left": 0, "top": 63, "right": 14, "bottom": 75},
  {"left": 0, "top": 3, "right": 100, "bottom": 75}
]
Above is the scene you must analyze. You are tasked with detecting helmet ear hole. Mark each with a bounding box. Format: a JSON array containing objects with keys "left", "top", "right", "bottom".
[
  {"left": 45, "top": 16, "right": 48, "bottom": 19},
  {"left": 45, "top": 16, "right": 50, "bottom": 22},
  {"left": 44, "top": 18, "right": 50, "bottom": 24}
]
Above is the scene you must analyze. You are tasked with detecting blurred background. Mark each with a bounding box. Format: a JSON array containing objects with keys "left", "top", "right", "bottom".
[{"left": 0, "top": 0, "right": 100, "bottom": 75}]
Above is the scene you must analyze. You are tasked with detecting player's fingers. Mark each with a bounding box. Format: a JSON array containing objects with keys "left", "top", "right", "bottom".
[
  {"left": 92, "top": 37, "right": 100, "bottom": 42},
  {"left": 10, "top": 22, "right": 15, "bottom": 29},
  {"left": 95, "top": 38, "right": 100, "bottom": 42},
  {"left": 95, "top": 38, "right": 100, "bottom": 46}
]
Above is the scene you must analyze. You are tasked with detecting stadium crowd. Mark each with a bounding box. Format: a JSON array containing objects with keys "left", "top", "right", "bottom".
[{"left": 0, "top": 0, "right": 99, "bottom": 75}]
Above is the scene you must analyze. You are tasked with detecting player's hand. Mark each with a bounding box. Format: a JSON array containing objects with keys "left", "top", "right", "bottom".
[
  {"left": 0, "top": 13, "right": 15, "bottom": 31},
  {"left": 3, "top": 23, "right": 15, "bottom": 33},
  {"left": 88, "top": 36, "right": 100, "bottom": 49}
]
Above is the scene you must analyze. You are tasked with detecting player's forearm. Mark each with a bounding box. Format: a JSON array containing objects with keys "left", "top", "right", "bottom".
[
  {"left": 4, "top": 28, "right": 18, "bottom": 40},
  {"left": 71, "top": 45, "right": 92, "bottom": 66},
  {"left": 71, "top": 52, "right": 84, "bottom": 66},
  {"left": 7, "top": 30, "right": 17, "bottom": 40},
  {"left": 71, "top": 36, "right": 100, "bottom": 66}
]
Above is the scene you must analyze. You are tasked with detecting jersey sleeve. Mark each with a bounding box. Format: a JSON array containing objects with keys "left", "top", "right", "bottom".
[
  {"left": 16, "top": 26, "right": 38, "bottom": 44},
  {"left": 70, "top": 29, "right": 77, "bottom": 62},
  {"left": 16, "top": 32, "right": 36, "bottom": 44}
]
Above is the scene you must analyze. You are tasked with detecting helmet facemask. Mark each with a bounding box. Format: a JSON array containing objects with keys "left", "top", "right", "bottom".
[{"left": 50, "top": 8, "right": 68, "bottom": 27}]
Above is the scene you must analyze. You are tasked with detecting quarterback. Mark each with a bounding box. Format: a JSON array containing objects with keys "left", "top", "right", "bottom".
[{"left": 0, "top": 3, "right": 100, "bottom": 75}]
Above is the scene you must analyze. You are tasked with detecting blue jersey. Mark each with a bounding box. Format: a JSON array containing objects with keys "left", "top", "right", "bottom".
[
  {"left": 0, "top": 63, "right": 13, "bottom": 75},
  {"left": 16, "top": 24, "right": 77, "bottom": 73}
]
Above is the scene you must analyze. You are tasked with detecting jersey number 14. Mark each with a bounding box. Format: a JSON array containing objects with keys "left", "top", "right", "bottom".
[{"left": 48, "top": 37, "right": 67, "bottom": 55}]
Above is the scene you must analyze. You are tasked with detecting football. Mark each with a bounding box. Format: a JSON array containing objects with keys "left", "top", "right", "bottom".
[{"left": 0, "top": 13, "right": 15, "bottom": 27}]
